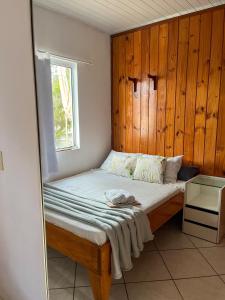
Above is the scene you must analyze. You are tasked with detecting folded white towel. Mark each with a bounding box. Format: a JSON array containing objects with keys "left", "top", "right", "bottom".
[{"left": 104, "top": 189, "right": 139, "bottom": 206}]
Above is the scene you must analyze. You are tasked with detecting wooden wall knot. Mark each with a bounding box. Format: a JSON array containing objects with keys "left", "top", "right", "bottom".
[
  {"left": 168, "top": 67, "right": 175, "bottom": 73},
  {"left": 206, "top": 112, "right": 218, "bottom": 119},
  {"left": 119, "top": 75, "right": 125, "bottom": 83},
  {"left": 157, "top": 126, "right": 167, "bottom": 133},
  {"left": 195, "top": 126, "right": 205, "bottom": 133},
  {"left": 176, "top": 130, "right": 184, "bottom": 136},
  {"left": 217, "top": 146, "right": 224, "bottom": 152},
  {"left": 196, "top": 106, "right": 205, "bottom": 114}
]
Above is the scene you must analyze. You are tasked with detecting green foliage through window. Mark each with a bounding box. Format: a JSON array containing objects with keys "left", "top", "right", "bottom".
[{"left": 51, "top": 64, "right": 74, "bottom": 150}]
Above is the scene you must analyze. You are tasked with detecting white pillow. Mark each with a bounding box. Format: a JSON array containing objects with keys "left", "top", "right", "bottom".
[
  {"left": 109, "top": 155, "right": 137, "bottom": 178},
  {"left": 164, "top": 155, "right": 183, "bottom": 183},
  {"left": 100, "top": 150, "right": 139, "bottom": 178},
  {"left": 101, "top": 150, "right": 140, "bottom": 171},
  {"left": 133, "top": 156, "right": 166, "bottom": 184}
]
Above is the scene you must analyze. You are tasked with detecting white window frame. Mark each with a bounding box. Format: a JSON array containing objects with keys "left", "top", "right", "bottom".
[{"left": 50, "top": 56, "right": 80, "bottom": 151}]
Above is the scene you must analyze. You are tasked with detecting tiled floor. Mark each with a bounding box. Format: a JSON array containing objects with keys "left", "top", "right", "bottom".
[{"left": 47, "top": 215, "right": 225, "bottom": 299}]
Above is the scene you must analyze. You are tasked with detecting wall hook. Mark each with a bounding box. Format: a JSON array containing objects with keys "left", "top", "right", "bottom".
[
  {"left": 128, "top": 77, "right": 139, "bottom": 93},
  {"left": 148, "top": 74, "right": 158, "bottom": 90}
]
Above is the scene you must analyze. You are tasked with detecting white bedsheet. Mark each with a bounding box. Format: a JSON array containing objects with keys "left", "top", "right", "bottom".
[{"left": 45, "top": 169, "right": 185, "bottom": 245}]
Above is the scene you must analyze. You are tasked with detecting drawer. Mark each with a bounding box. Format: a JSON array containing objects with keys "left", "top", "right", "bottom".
[
  {"left": 184, "top": 206, "right": 218, "bottom": 228},
  {"left": 183, "top": 220, "right": 218, "bottom": 243}
]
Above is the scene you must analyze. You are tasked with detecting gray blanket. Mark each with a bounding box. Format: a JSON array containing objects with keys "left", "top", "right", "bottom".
[{"left": 43, "top": 184, "right": 153, "bottom": 279}]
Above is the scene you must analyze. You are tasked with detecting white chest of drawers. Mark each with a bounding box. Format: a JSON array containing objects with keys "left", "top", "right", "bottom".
[{"left": 182, "top": 175, "right": 225, "bottom": 243}]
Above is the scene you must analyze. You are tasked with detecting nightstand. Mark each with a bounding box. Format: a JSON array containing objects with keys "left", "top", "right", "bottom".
[{"left": 183, "top": 175, "right": 225, "bottom": 243}]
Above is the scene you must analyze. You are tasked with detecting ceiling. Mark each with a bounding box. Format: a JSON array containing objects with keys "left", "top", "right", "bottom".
[{"left": 33, "top": 0, "right": 225, "bottom": 34}]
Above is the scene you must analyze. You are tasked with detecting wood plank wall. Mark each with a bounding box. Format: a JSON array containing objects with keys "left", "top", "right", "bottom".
[{"left": 111, "top": 6, "right": 225, "bottom": 176}]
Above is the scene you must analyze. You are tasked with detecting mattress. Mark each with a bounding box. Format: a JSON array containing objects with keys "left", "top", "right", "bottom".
[{"left": 45, "top": 169, "right": 185, "bottom": 245}]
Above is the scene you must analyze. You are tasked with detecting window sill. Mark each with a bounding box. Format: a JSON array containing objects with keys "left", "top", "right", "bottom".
[{"left": 56, "top": 146, "right": 80, "bottom": 152}]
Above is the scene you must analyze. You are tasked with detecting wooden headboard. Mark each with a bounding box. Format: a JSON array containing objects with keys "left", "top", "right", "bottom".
[{"left": 111, "top": 5, "right": 225, "bottom": 177}]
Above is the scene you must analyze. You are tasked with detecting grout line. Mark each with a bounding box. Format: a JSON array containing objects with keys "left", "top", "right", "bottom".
[
  {"left": 124, "top": 283, "right": 130, "bottom": 300},
  {"left": 219, "top": 275, "right": 225, "bottom": 286},
  {"left": 155, "top": 239, "right": 184, "bottom": 300},
  {"left": 174, "top": 274, "right": 221, "bottom": 281},
  {"left": 185, "top": 233, "right": 218, "bottom": 274},
  {"left": 158, "top": 246, "right": 195, "bottom": 251},
  {"left": 73, "top": 263, "right": 77, "bottom": 299},
  {"left": 48, "top": 287, "right": 75, "bottom": 290},
  {"left": 122, "top": 274, "right": 221, "bottom": 284},
  {"left": 196, "top": 247, "right": 219, "bottom": 275}
]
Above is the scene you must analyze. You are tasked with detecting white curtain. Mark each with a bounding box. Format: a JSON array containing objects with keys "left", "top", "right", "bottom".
[{"left": 35, "top": 55, "right": 58, "bottom": 181}]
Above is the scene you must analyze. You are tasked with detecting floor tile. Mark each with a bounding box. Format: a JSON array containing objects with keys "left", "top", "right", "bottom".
[
  {"left": 188, "top": 235, "right": 225, "bottom": 248},
  {"left": 187, "top": 235, "right": 217, "bottom": 248},
  {"left": 199, "top": 247, "right": 225, "bottom": 274},
  {"left": 161, "top": 249, "right": 215, "bottom": 279},
  {"left": 75, "top": 264, "right": 124, "bottom": 287},
  {"left": 124, "top": 251, "right": 171, "bottom": 283},
  {"left": 49, "top": 288, "right": 74, "bottom": 300},
  {"left": 75, "top": 264, "right": 89, "bottom": 287},
  {"left": 48, "top": 258, "right": 76, "bottom": 289},
  {"left": 175, "top": 276, "right": 225, "bottom": 300},
  {"left": 154, "top": 227, "right": 194, "bottom": 250},
  {"left": 126, "top": 280, "right": 182, "bottom": 300},
  {"left": 74, "top": 284, "right": 128, "bottom": 300},
  {"left": 144, "top": 240, "right": 157, "bottom": 251},
  {"left": 47, "top": 247, "right": 64, "bottom": 259}
]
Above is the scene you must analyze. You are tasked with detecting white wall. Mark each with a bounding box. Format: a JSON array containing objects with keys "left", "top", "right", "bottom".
[
  {"left": 0, "top": 1, "right": 47, "bottom": 300},
  {"left": 33, "top": 5, "right": 111, "bottom": 180}
]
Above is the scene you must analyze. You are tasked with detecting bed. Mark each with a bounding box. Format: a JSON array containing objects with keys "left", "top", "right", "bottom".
[{"left": 45, "top": 168, "right": 185, "bottom": 300}]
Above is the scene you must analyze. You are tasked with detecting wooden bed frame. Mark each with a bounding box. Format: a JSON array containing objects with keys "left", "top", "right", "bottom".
[{"left": 46, "top": 192, "right": 184, "bottom": 300}]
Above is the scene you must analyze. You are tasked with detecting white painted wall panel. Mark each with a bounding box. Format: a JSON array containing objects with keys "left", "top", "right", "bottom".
[
  {"left": 33, "top": 5, "right": 111, "bottom": 180},
  {"left": 0, "top": 1, "right": 47, "bottom": 300}
]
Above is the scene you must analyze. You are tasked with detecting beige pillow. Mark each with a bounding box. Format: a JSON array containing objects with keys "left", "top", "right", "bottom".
[
  {"left": 133, "top": 156, "right": 166, "bottom": 184},
  {"left": 164, "top": 155, "right": 183, "bottom": 183},
  {"left": 108, "top": 155, "right": 137, "bottom": 178}
]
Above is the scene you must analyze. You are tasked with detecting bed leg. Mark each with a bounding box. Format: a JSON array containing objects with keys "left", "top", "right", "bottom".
[{"left": 88, "top": 270, "right": 112, "bottom": 300}]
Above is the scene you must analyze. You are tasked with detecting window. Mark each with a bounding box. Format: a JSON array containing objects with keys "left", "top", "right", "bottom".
[{"left": 50, "top": 57, "right": 80, "bottom": 151}]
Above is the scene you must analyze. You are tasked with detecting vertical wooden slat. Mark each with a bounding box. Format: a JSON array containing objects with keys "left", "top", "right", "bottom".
[
  {"left": 165, "top": 19, "right": 178, "bottom": 157},
  {"left": 174, "top": 17, "right": 190, "bottom": 156},
  {"left": 125, "top": 33, "right": 134, "bottom": 152},
  {"left": 112, "top": 37, "right": 120, "bottom": 150},
  {"left": 184, "top": 15, "right": 200, "bottom": 164},
  {"left": 132, "top": 31, "right": 141, "bottom": 153},
  {"left": 148, "top": 25, "right": 159, "bottom": 155},
  {"left": 118, "top": 35, "right": 126, "bottom": 151},
  {"left": 204, "top": 9, "right": 224, "bottom": 174},
  {"left": 156, "top": 23, "right": 168, "bottom": 156},
  {"left": 193, "top": 11, "right": 212, "bottom": 169},
  {"left": 140, "top": 28, "right": 150, "bottom": 153},
  {"left": 215, "top": 14, "right": 225, "bottom": 176}
]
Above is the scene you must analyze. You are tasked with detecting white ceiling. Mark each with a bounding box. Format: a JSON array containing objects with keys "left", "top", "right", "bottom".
[{"left": 33, "top": 0, "right": 225, "bottom": 34}]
